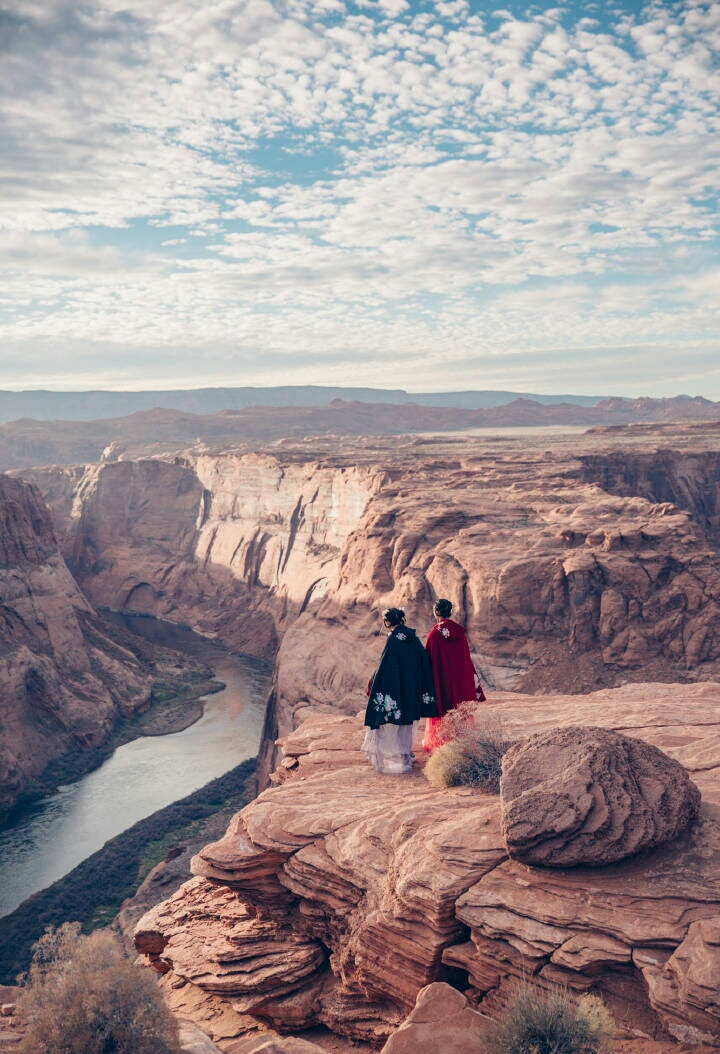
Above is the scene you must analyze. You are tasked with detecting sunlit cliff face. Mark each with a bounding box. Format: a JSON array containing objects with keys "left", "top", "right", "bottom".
[
  {"left": 26, "top": 431, "right": 720, "bottom": 728},
  {"left": 190, "top": 454, "right": 384, "bottom": 606}
]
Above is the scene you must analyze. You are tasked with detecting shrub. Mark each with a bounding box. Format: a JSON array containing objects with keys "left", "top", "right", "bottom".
[
  {"left": 17, "top": 922, "right": 182, "bottom": 1054},
  {"left": 424, "top": 707, "right": 512, "bottom": 792},
  {"left": 484, "top": 984, "right": 614, "bottom": 1054},
  {"left": 437, "top": 699, "right": 484, "bottom": 740}
]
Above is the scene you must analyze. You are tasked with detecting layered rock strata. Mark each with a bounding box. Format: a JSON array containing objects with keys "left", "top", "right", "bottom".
[
  {"left": 0, "top": 475, "right": 152, "bottom": 816},
  {"left": 380, "top": 982, "right": 489, "bottom": 1054},
  {"left": 500, "top": 726, "right": 701, "bottom": 867},
  {"left": 29, "top": 454, "right": 384, "bottom": 658},
  {"left": 135, "top": 683, "right": 720, "bottom": 1049},
  {"left": 23, "top": 427, "right": 720, "bottom": 790},
  {"left": 580, "top": 450, "right": 720, "bottom": 547}
]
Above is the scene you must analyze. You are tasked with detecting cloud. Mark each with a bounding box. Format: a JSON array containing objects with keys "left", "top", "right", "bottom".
[{"left": 0, "top": 0, "right": 718, "bottom": 395}]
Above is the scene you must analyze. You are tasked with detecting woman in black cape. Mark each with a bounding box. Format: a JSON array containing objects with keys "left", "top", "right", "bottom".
[{"left": 362, "top": 607, "right": 438, "bottom": 774}]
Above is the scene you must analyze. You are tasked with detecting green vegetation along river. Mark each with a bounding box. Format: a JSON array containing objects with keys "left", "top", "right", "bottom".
[{"left": 0, "top": 616, "right": 270, "bottom": 922}]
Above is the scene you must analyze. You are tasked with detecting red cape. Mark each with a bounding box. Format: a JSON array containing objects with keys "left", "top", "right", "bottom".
[{"left": 425, "top": 619, "right": 485, "bottom": 716}]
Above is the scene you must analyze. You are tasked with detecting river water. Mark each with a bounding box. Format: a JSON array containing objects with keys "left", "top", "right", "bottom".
[{"left": 0, "top": 616, "right": 270, "bottom": 919}]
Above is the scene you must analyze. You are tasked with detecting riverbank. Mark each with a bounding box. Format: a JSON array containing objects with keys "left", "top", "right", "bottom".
[
  {"left": 0, "top": 756, "right": 257, "bottom": 984},
  {"left": 1, "top": 664, "right": 222, "bottom": 829}
]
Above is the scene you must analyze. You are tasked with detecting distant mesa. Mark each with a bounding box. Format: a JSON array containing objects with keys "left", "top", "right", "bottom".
[
  {"left": 1, "top": 389, "right": 720, "bottom": 472},
  {"left": 0, "top": 385, "right": 606, "bottom": 424}
]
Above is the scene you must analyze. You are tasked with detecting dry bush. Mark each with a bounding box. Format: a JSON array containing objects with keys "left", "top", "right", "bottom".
[
  {"left": 432, "top": 699, "right": 481, "bottom": 741},
  {"left": 425, "top": 705, "right": 512, "bottom": 792},
  {"left": 484, "top": 984, "right": 614, "bottom": 1054},
  {"left": 17, "top": 922, "right": 181, "bottom": 1054}
]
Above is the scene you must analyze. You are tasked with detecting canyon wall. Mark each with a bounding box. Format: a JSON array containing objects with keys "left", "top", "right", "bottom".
[
  {"left": 0, "top": 475, "right": 153, "bottom": 817},
  {"left": 32, "top": 453, "right": 385, "bottom": 658},
  {"left": 24, "top": 432, "right": 720, "bottom": 785},
  {"left": 580, "top": 450, "right": 720, "bottom": 547}
]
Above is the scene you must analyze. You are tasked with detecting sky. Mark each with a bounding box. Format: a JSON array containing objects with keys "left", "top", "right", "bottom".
[{"left": 1, "top": 0, "right": 719, "bottom": 397}]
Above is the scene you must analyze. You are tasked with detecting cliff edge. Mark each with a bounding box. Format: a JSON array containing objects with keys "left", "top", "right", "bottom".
[
  {"left": 25, "top": 429, "right": 720, "bottom": 793},
  {"left": 135, "top": 682, "right": 720, "bottom": 1050}
]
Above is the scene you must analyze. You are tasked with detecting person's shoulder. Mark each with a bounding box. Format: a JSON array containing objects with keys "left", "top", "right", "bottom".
[{"left": 394, "top": 625, "right": 417, "bottom": 639}]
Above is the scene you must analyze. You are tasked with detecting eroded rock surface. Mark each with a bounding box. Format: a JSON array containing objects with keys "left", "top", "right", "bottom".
[
  {"left": 29, "top": 453, "right": 384, "bottom": 659},
  {"left": 0, "top": 474, "right": 153, "bottom": 815},
  {"left": 225, "top": 1037, "right": 327, "bottom": 1054},
  {"left": 24, "top": 425, "right": 720, "bottom": 790},
  {"left": 135, "top": 684, "right": 720, "bottom": 1050},
  {"left": 381, "top": 982, "right": 489, "bottom": 1054},
  {"left": 501, "top": 726, "right": 700, "bottom": 867}
]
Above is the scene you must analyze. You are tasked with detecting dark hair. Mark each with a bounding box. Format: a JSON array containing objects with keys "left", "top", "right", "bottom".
[
  {"left": 383, "top": 607, "right": 406, "bottom": 627},
  {"left": 433, "top": 598, "right": 452, "bottom": 618}
]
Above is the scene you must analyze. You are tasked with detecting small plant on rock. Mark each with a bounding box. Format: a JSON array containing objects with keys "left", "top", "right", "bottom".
[
  {"left": 424, "top": 706, "right": 512, "bottom": 792},
  {"left": 17, "top": 922, "right": 182, "bottom": 1054},
  {"left": 484, "top": 983, "right": 614, "bottom": 1054}
]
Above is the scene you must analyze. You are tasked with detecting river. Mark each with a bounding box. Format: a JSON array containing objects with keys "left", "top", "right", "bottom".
[{"left": 0, "top": 616, "right": 270, "bottom": 919}]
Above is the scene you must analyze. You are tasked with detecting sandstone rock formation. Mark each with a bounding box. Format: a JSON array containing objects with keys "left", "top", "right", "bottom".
[
  {"left": 500, "top": 726, "right": 701, "bottom": 867},
  {"left": 579, "top": 449, "right": 720, "bottom": 548},
  {"left": 225, "top": 1037, "right": 327, "bottom": 1054},
  {"left": 15, "top": 426, "right": 720, "bottom": 805},
  {"left": 22, "top": 424, "right": 720, "bottom": 795},
  {"left": 380, "top": 982, "right": 489, "bottom": 1054},
  {"left": 135, "top": 683, "right": 720, "bottom": 1050},
  {"left": 179, "top": 1022, "right": 226, "bottom": 1053},
  {"left": 0, "top": 474, "right": 153, "bottom": 817},
  {"left": 27, "top": 453, "right": 384, "bottom": 659},
  {"left": 0, "top": 986, "right": 20, "bottom": 1052}
]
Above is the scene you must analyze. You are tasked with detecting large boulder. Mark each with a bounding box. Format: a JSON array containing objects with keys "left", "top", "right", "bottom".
[
  {"left": 501, "top": 725, "right": 700, "bottom": 867},
  {"left": 381, "top": 982, "right": 489, "bottom": 1054}
]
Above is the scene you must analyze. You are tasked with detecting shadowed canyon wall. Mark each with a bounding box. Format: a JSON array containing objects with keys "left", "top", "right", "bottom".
[
  {"left": 580, "top": 450, "right": 720, "bottom": 548},
  {"left": 0, "top": 475, "right": 153, "bottom": 817}
]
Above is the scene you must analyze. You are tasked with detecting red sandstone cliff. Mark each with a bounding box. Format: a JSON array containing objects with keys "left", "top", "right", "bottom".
[
  {"left": 0, "top": 474, "right": 153, "bottom": 817},
  {"left": 134, "top": 684, "right": 720, "bottom": 1050},
  {"left": 23, "top": 428, "right": 720, "bottom": 788},
  {"left": 8, "top": 427, "right": 720, "bottom": 1050}
]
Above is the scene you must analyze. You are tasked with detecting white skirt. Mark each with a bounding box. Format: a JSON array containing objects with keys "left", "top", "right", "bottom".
[{"left": 361, "top": 722, "right": 416, "bottom": 775}]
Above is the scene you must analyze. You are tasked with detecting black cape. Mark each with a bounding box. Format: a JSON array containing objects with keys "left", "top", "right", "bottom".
[{"left": 364, "top": 625, "right": 438, "bottom": 729}]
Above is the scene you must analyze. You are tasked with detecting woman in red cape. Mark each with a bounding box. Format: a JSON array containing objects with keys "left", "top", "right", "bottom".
[{"left": 423, "top": 598, "right": 486, "bottom": 752}]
